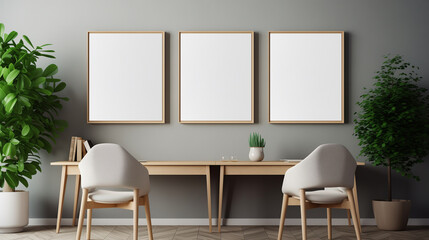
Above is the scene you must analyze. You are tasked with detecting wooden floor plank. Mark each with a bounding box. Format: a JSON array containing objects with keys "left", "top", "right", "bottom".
[{"left": 0, "top": 225, "right": 427, "bottom": 239}]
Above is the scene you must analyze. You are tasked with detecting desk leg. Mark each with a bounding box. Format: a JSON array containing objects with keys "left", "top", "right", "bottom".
[
  {"left": 56, "top": 166, "right": 68, "bottom": 233},
  {"left": 206, "top": 166, "right": 212, "bottom": 233},
  {"left": 353, "top": 176, "right": 362, "bottom": 233},
  {"left": 217, "top": 166, "right": 225, "bottom": 232},
  {"left": 72, "top": 175, "right": 81, "bottom": 226}
]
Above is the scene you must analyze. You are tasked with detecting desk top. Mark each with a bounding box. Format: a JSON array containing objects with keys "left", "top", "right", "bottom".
[
  {"left": 51, "top": 161, "right": 217, "bottom": 166},
  {"left": 217, "top": 161, "right": 365, "bottom": 166},
  {"left": 51, "top": 160, "right": 364, "bottom": 166},
  {"left": 217, "top": 161, "right": 297, "bottom": 166}
]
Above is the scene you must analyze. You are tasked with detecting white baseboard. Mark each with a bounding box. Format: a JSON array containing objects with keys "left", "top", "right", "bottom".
[{"left": 29, "top": 218, "right": 429, "bottom": 226}]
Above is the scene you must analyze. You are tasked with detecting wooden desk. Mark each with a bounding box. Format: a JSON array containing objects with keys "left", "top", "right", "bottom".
[
  {"left": 51, "top": 161, "right": 216, "bottom": 233},
  {"left": 52, "top": 160, "right": 364, "bottom": 234},
  {"left": 216, "top": 161, "right": 364, "bottom": 232}
]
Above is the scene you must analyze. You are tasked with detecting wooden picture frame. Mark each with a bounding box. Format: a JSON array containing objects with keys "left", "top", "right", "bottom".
[
  {"left": 269, "top": 31, "right": 344, "bottom": 123},
  {"left": 179, "top": 31, "right": 254, "bottom": 123},
  {"left": 87, "top": 31, "right": 165, "bottom": 123}
]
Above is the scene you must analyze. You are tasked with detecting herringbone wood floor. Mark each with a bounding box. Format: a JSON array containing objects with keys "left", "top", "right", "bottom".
[{"left": 1, "top": 225, "right": 428, "bottom": 240}]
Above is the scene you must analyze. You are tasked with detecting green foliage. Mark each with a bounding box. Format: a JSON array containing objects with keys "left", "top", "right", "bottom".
[
  {"left": 249, "top": 132, "right": 266, "bottom": 147},
  {"left": 354, "top": 55, "right": 429, "bottom": 181},
  {"left": 0, "top": 23, "right": 68, "bottom": 190}
]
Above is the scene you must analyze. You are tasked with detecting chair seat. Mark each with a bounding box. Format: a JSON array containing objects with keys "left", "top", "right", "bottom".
[
  {"left": 89, "top": 190, "right": 134, "bottom": 204},
  {"left": 304, "top": 188, "right": 347, "bottom": 204}
]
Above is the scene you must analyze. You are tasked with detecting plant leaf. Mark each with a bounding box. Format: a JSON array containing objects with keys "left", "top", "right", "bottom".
[
  {"left": 21, "top": 171, "right": 33, "bottom": 179},
  {"left": 1, "top": 68, "right": 9, "bottom": 80},
  {"left": 40, "top": 54, "right": 55, "bottom": 59},
  {"left": 36, "top": 88, "right": 52, "bottom": 95},
  {"left": 32, "top": 77, "right": 46, "bottom": 87},
  {"left": 15, "top": 53, "right": 28, "bottom": 64},
  {"left": 6, "top": 69, "right": 20, "bottom": 85},
  {"left": 10, "top": 138, "right": 20, "bottom": 145},
  {"left": 32, "top": 162, "right": 42, "bottom": 172},
  {"left": 0, "top": 171, "right": 4, "bottom": 188},
  {"left": 0, "top": 87, "right": 6, "bottom": 102},
  {"left": 21, "top": 124, "right": 30, "bottom": 136},
  {"left": 4, "top": 165, "right": 17, "bottom": 172},
  {"left": 5, "top": 31, "right": 18, "bottom": 43},
  {"left": 4, "top": 171, "right": 17, "bottom": 189},
  {"left": 16, "top": 77, "right": 25, "bottom": 90},
  {"left": 0, "top": 23, "right": 4, "bottom": 37},
  {"left": 22, "top": 35, "right": 34, "bottom": 48},
  {"left": 54, "top": 82, "right": 66, "bottom": 92},
  {"left": 18, "top": 176, "right": 28, "bottom": 188},
  {"left": 17, "top": 161, "right": 25, "bottom": 172},
  {"left": 18, "top": 96, "right": 31, "bottom": 107},
  {"left": 3, "top": 142, "right": 16, "bottom": 156},
  {"left": 3, "top": 92, "right": 16, "bottom": 105},
  {"left": 39, "top": 137, "right": 52, "bottom": 152},
  {"left": 25, "top": 163, "right": 37, "bottom": 175},
  {"left": 42, "top": 64, "right": 58, "bottom": 77},
  {"left": 5, "top": 98, "right": 17, "bottom": 113},
  {"left": 39, "top": 43, "right": 53, "bottom": 48}
]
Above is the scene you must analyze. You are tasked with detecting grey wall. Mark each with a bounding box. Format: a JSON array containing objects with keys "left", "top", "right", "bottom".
[{"left": 2, "top": 0, "right": 429, "bottom": 220}]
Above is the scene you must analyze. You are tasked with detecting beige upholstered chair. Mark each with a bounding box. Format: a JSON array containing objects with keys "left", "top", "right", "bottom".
[
  {"left": 277, "top": 144, "right": 361, "bottom": 240},
  {"left": 76, "top": 144, "right": 153, "bottom": 240}
]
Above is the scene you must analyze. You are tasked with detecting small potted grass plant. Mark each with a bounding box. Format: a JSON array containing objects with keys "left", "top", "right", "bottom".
[{"left": 249, "top": 133, "right": 266, "bottom": 161}]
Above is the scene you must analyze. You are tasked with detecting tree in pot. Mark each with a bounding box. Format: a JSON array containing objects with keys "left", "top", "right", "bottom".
[
  {"left": 0, "top": 23, "right": 68, "bottom": 233},
  {"left": 354, "top": 55, "right": 429, "bottom": 230}
]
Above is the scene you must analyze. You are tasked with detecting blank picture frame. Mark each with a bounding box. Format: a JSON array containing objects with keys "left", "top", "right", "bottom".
[
  {"left": 88, "top": 31, "right": 165, "bottom": 123},
  {"left": 269, "top": 31, "right": 344, "bottom": 123},
  {"left": 179, "top": 31, "right": 254, "bottom": 123}
]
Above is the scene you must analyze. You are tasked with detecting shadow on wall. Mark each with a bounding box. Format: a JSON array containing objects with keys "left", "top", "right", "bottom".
[
  {"left": 344, "top": 32, "right": 351, "bottom": 124},
  {"left": 253, "top": 32, "right": 259, "bottom": 124},
  {"left": 165, "top": 32, "right": 171, "bottom": 124}
]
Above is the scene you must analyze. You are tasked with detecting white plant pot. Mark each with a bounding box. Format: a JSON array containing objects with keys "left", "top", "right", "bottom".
[
  {"left": 0, "top": 190, "right": 29, "bottom": 233},
  {"left": 249, "top": 147, "right": 264, "bottom": 161}
]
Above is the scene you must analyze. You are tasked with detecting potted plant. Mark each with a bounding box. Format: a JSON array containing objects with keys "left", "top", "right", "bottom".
[
  {"left": 354, "top": 55, "right": 429, "bottom": 230},
  {"left": 248, "top": 132, "right": 266, "bottom": 161},
  {"left": 0, "top": 23, "right": 68, "bottom": 233}
]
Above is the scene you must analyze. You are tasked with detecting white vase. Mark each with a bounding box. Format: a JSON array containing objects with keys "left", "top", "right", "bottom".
[
  {"left": 0, "top": 190, "right": 29, "bottom": 233},
  {"left": 249, "top": 147, "right": 264, "bottom": 161}
]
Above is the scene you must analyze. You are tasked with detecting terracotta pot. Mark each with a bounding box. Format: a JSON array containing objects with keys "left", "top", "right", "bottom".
[{"left": 373, "top": 199, "right": 411, "bottom": 230}]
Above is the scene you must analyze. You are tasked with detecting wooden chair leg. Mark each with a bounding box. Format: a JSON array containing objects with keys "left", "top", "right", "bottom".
[
  {"left": 277, "top": 194, "right": 289, "bottom": 240},
  {"left": 300, "top": 190, "right": 307, "bottom": 240},
  {"left": 133, "top": 189, "right": 139, "bottom": 240},
  {"left": 346, "top": 189, "right": 362, "bottom": 240},
  {"left": 327, "top": 208, "right": 332, "bottom": 240},
  {"left": 86, "top": 209, "right": 92, "bottom": 240},
  {"left": 76, "top": 189, "right": 88, "bottom": 240},
  {"left": 144, "top": 195, "right": 154, "bottom": 240},
  {"left": 347, "top": 210, "right": 352, "bottom": 226},
  {"left": 353, "top": 176, "right": 362, "bottom": 233}
]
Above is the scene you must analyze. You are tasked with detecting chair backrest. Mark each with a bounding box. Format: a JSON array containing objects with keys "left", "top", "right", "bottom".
[
  {"left": 79, "top": 143, "right": 150, "bottom": 195},
  {"left": 282, "top": 144, "right": 356, "bottom": 197}
]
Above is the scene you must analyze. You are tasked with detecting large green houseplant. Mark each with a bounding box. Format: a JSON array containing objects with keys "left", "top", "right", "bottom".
[
  {"left": 0, "top": 23, "right": 68, "bottom": 233},
  {"left": 354, "top": 55, "right": 429, "bottom": 230}
]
